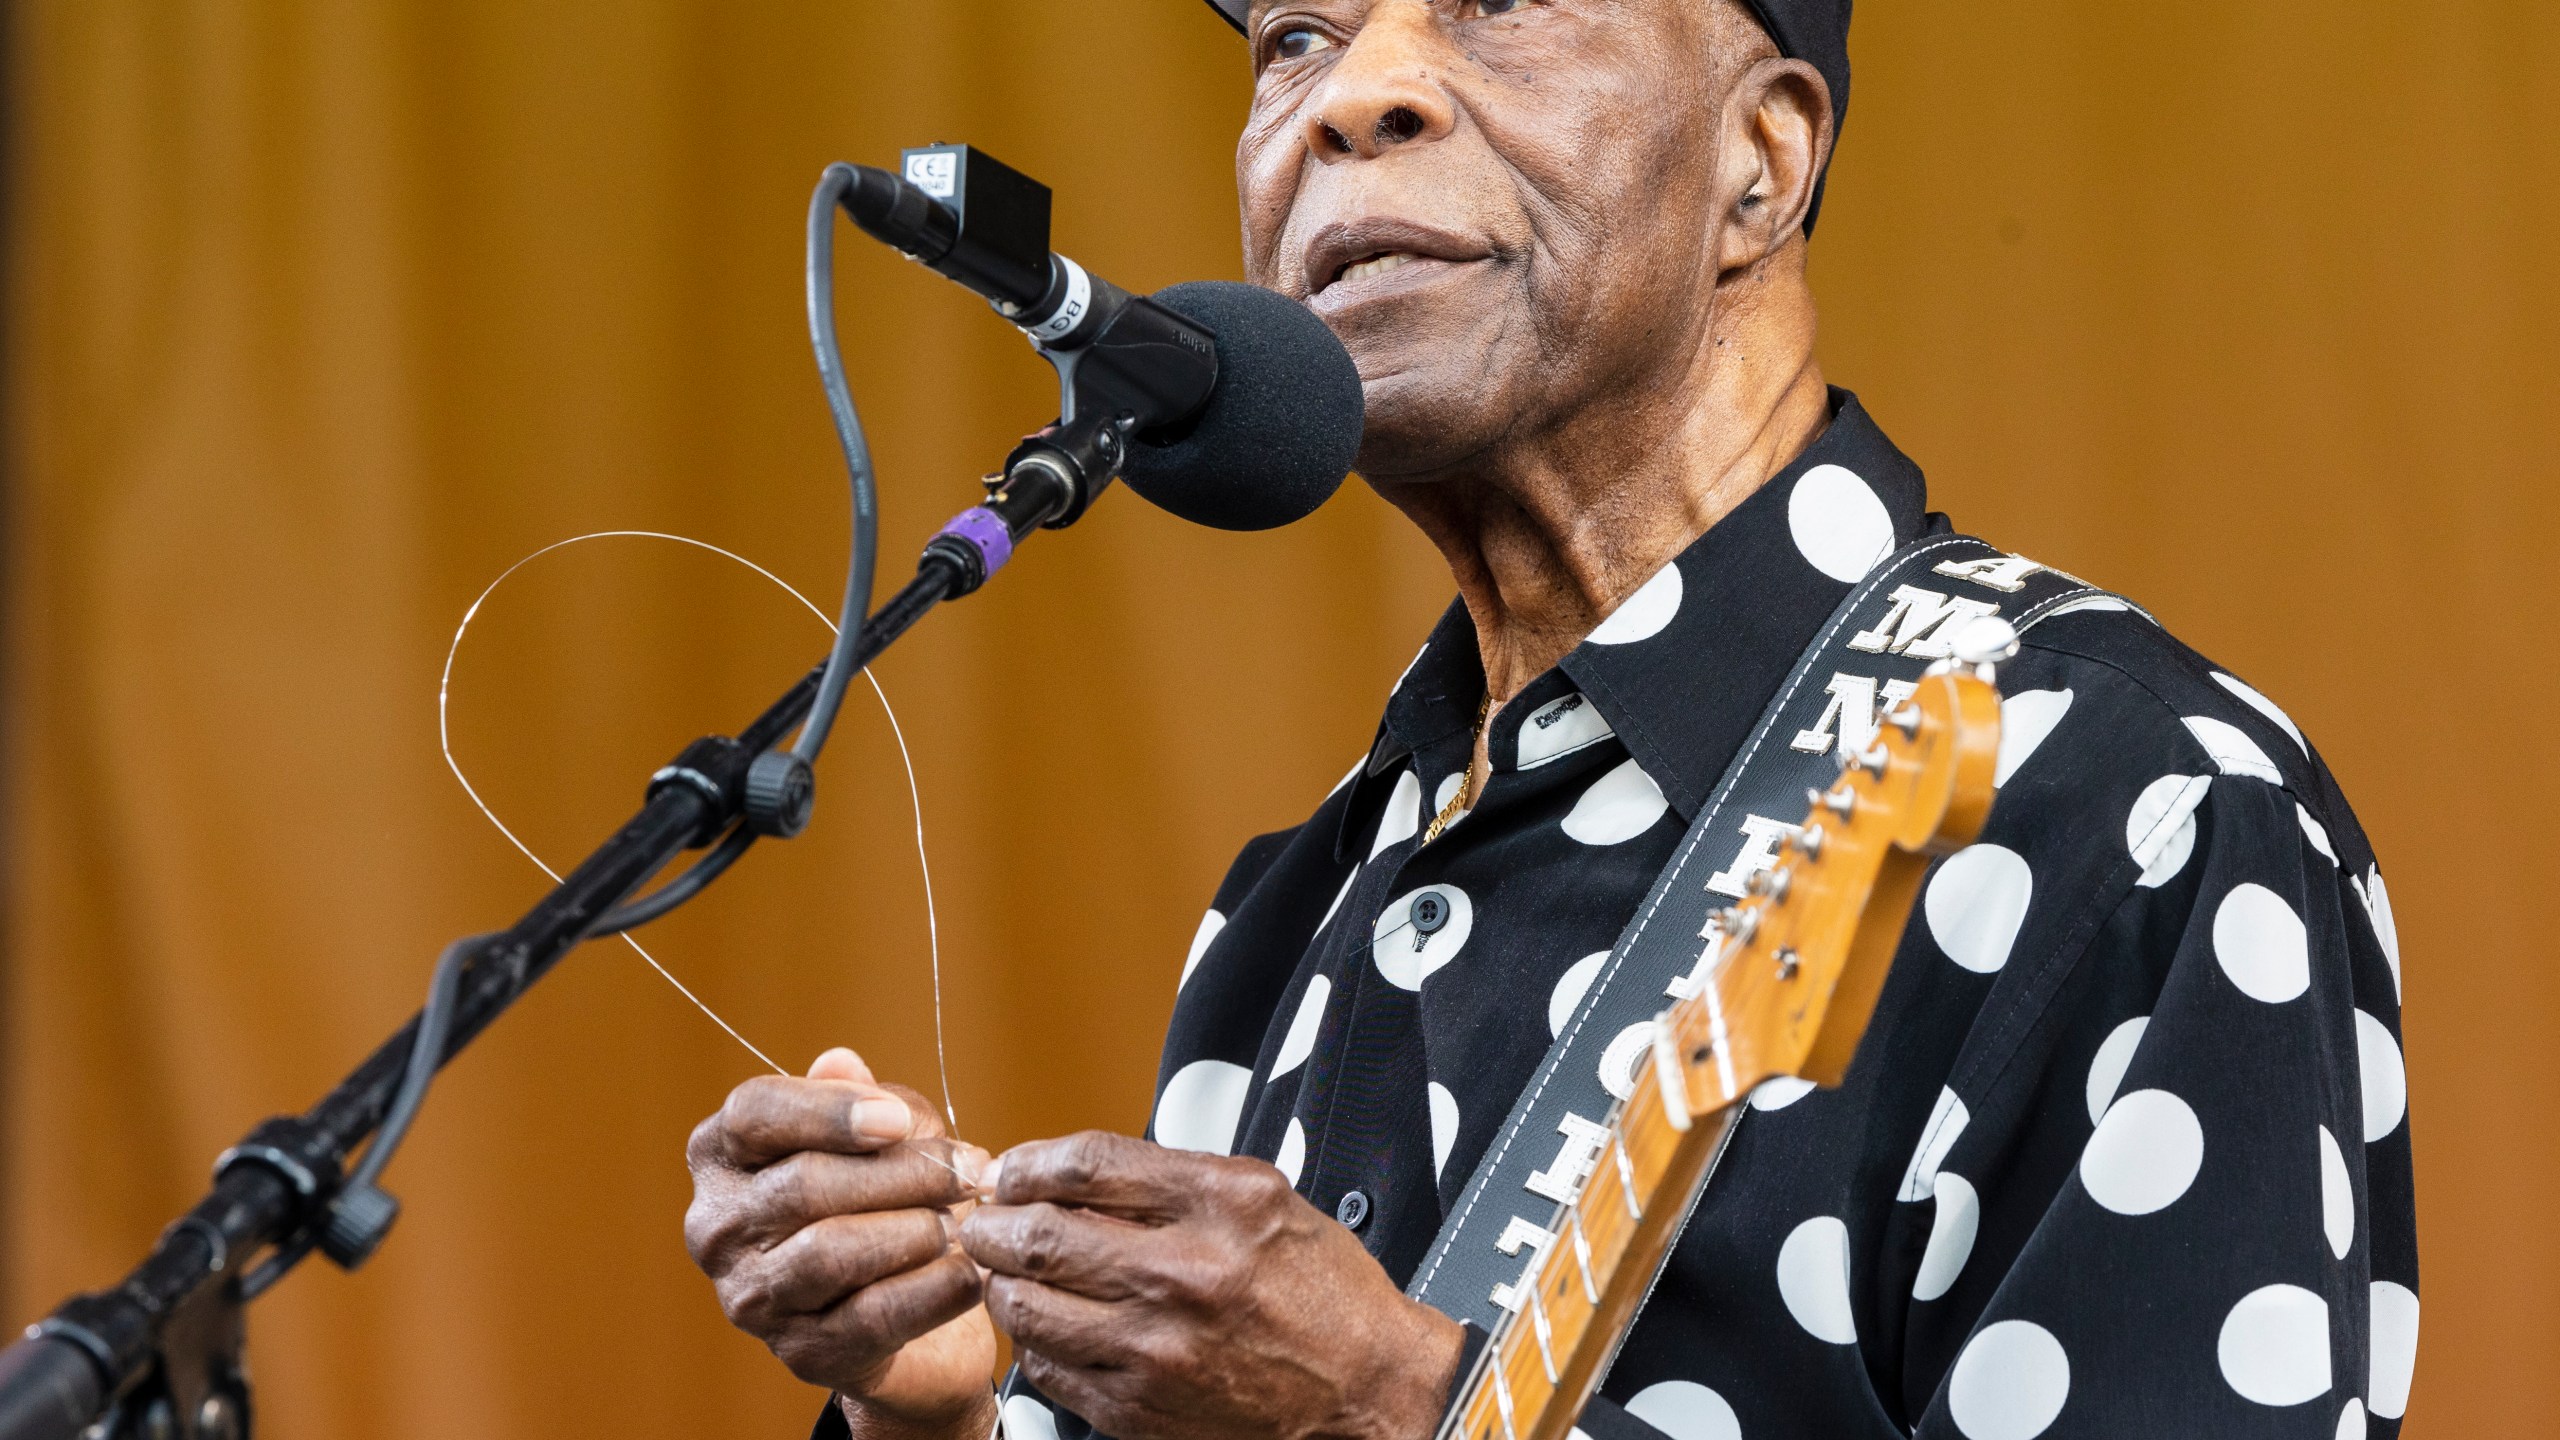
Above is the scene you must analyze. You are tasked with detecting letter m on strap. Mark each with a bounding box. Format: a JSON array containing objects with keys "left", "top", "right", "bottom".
[{"left": 1846, "top": 584, "right": 2000, "bottom": 660}]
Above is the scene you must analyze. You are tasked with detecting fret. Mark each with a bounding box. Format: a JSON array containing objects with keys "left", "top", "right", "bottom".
[
  {"left": 1435, "top": 666, "right": 2003, "bottom": 1440},
  {"left": 1527, "top": 1283, "right": 1557, "bottom": 1384},
  {"left": 1567, "top": 1209, "right": 1597, "bottom": 1304},
  {"left": 1695, "top": 938, "right": 1740, "bottom": 1098},
  {"left": 1647, "top": 1018, "right": 1691, "bottom": 1132}
]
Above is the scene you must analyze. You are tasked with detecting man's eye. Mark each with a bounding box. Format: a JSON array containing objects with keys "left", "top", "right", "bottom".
[
  {"left": 1271, "top": 26, "right": 1335, "bottom": 60},
  {"left": 1473, "top": 0, "right": 1527, "bottom": 14}
]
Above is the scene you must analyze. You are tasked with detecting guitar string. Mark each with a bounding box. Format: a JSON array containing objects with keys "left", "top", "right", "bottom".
[{"left": 438, "top": 530, "right": 963, "bottom": 1141}]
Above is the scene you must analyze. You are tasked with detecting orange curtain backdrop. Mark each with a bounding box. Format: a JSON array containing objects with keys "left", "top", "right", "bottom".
[{"left": 4, "top": 3, "right": 2550, "bottom": 1437}]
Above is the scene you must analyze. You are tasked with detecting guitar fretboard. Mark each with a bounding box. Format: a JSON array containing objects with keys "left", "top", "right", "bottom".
[
  {"left": 1441, "top": 1067, "right": 1742, "bottom": 1440},
  {"left": 1434, "top": 665, "right": 2000, "bottom": 1440}
]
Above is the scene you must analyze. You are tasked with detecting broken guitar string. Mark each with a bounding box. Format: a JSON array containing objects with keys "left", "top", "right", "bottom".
[{"left": 439, "top": 530, "right": 962, "bottom": 1136}]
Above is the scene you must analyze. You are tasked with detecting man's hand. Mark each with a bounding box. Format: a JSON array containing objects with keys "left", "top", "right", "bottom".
[
  {"left": 961, "top": 1132, "right": 1465, "bottom": 1440},
  {"left": 685, "top": 1048, "right": 996, "bottom": 1439}
]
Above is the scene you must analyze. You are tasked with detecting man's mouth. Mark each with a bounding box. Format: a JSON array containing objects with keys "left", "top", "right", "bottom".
[
  {"left": 1335, "top": 252, "right": 1420, "bottom": 287},
  {"left": 1304, "top": 220, "right": 1492, "bottom": 302}
]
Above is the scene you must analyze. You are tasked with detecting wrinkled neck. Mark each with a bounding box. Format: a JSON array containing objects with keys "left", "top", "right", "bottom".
[{"left": 1373, "top": 279, "right": 1829, "bottom": 703}]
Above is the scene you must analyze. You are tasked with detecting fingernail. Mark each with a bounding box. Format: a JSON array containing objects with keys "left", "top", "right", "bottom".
[
  {"left": 850, "top": 1094, "right": 911, "bottom": 1142},
  {"left": 977, "top": 1154, "right": 1007, "bottom": 1198},
  {"left": 954, "top": 1144, "right": 991, "bottom": 1188}
]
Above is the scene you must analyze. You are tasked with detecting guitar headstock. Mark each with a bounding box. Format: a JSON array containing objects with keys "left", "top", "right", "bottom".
[{"left": 1659, "top": 657, "right": 2003, "bottom": 1115}]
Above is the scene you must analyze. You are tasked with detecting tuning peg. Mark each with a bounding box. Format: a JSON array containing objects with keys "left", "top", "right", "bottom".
[
  {"left": 1948, "top": 614, "right": 2021, "bottom": 681},
  {"left": 1808, "top": 785, "right": 1856, "bottom": 818},
  {"left": 1716, "top": 906, "right": 1760, "bottom": 944}
]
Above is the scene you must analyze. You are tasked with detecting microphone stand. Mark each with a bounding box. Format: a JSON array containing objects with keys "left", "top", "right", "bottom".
[{"left": 0, "top": 414, "right": 1128, "bottom": 1440}]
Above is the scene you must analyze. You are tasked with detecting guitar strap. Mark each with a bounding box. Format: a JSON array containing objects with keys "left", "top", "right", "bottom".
[{"left": 1405, "top": 535, "right": 2137, "bottom": 1335}]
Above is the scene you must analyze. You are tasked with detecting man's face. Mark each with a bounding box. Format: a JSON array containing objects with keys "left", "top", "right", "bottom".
[{"left": 1238, "top": 0, "right": 1749, "bottom": 477}]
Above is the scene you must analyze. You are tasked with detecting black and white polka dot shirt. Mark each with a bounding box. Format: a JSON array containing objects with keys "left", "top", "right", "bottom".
[{"left": 998, "top": 393, "right": 2419, "bottom": 1440}]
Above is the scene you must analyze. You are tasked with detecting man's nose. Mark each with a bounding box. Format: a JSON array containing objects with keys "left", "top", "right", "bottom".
[{"left": 1302, "top": 7, "right": 1456, "bottom": 164}]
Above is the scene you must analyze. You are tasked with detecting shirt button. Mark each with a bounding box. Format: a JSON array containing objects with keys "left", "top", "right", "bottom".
[
  {"left": 1335, "top": 1189, "right": 1371, "bottom": 1230},
  {"left": 1410, "top": 891, "right": 1450, "bottom": 936}
]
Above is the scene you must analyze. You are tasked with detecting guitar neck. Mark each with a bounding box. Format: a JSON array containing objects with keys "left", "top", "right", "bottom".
[
  {"left": 1435, "top": 663, "right": 2005, "bottom": 1440},
  {"left": 1440, "top": 1067, "right": 1741, "bottom": 1440}
]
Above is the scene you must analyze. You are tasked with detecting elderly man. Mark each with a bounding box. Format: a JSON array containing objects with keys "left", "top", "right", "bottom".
[{"left": 684, "top": 2, "right": 2417, "bottom": 1438}]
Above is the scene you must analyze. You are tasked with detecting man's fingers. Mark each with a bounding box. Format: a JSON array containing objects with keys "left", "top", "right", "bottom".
[
  {"left": 714, "top": 1075, "right": 915, "bottom": 1166},
  {"left": 983, "top": 1274, "right": 1144, "bottom": 1370},
  {"left": 877, "top": 1082, "right": 950, "bottom": 1143},
  {"left": 737, "top": 1143, "right": 986, "bottom": 1246},
  {"left": 761, "top": 1249, "right": 985, "bottom": 1389},
  {"left": 825, "top": 1250, "right": 987, "bottom": 1354},
  {"left": 984, "top": 1131, "right": 1197, "bottom": 1218},
  {"left": 806, "top": 1047, "right": 874, "bottom": 1083},
  {"left": 753, "top": 1209, "right": 952, "bottom": 1317},
  {"left": 960, "top": 1202, "right": 1152, "bottom": 1300}
]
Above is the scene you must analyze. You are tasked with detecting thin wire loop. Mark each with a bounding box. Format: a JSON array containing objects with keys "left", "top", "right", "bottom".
[{"left": 438, "top": 530, "right": 957, "bottom": 1129}]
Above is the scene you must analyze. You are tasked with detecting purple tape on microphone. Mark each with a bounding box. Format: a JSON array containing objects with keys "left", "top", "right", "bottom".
[{"left": 934, "top": 505, "right": 1015, "bottom": 580}]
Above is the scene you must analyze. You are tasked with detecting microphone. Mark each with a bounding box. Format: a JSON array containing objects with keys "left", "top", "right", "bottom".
[
  {"left": 842, "top": 146, "right": 1132, "bottom": 351},
  {"left": 1121, "top": 281, "right": 1363, "bottom": 531},
  {"left": 842, "top": 146, "right": 1362, "bottom": 531}
]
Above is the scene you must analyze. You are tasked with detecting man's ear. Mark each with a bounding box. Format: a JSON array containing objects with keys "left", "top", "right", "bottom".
[{"left": 1716, "top": 57, "right": 1832, "bottom": 272}]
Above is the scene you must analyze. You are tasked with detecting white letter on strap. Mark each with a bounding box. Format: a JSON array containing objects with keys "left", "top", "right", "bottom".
[
  {"left": 1932, "top": 553, "right": 2046, "bottom": 593},
  {"left": 1706, "top": 814, "right": 1796, "bottom": 899},
  {"left": 1489, "top": 1216, "right": 1556, "bottom": 1312},
  {"left": 1849, "top": 585, "right": 2000, "bottom": 660},
  {"left": 1524, "top": 1113, "right": 1612, "bottom": 1205}
]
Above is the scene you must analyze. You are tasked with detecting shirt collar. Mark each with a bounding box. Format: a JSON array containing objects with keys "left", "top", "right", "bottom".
[{"left": 1339, "top": 390, "right": 1935, "bottom": 857}]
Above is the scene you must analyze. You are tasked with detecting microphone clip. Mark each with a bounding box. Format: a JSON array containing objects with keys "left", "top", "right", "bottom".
[
  {"left": 846, "top": 145, "right": 1222, "bottom": 468},
  {"left": 921, "top": 414, "right": 1125, "bottom": 599}
]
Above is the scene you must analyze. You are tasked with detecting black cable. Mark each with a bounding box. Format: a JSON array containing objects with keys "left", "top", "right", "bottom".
[
  {"left": 572, "top": 166, "right": 886, "bottom": 945},
  {"left": 581, "top": 170, "right": 885, "bottom": 929},
  {"left": 236, "top": 1231, "right": 317, "bottom": 1301},
  {"left": 237, "top": 930, "right": 489, "bottom": 1297},
  {"left": 585, "top": 826, "right": 758, "bottom": 938},
  {"left": 352, "top": 933, "right": 486, "bottom": 1192},
  {"left": 791, "top": 162, "right": 884, "bottom": 765}
]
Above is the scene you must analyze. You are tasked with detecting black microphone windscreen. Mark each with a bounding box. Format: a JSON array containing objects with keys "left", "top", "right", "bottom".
[{"left": 1118, "top": 282, "right": 1363, "bottom": 532}]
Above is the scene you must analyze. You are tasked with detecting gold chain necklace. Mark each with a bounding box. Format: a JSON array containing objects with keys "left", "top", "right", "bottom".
[{"left": 1423, "top": 693, "right": 1495, "bottom": 846}]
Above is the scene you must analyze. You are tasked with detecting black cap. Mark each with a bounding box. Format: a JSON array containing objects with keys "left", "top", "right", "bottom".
[{"left": 1197, "top": 0, "right": 1849, "bottom": 233}]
